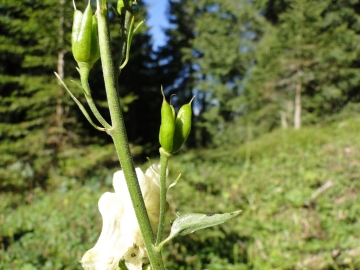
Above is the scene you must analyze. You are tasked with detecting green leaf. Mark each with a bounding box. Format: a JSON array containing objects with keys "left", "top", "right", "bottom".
[
  {"left": 54, "top": 72, "right": 106, "bottom": 132},
  {"left": 157, "top": 210, "right": 241, "bottom": 250},
  {"left": 168, "top": 173, "right": 181, "bottom": 191}
]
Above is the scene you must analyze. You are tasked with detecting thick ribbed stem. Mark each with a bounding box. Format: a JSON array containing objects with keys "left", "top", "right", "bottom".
[{"left": 96, "top": 1, "right": 165, "bottom": 269}]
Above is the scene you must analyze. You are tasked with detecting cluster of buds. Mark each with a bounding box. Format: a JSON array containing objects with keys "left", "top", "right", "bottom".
[{"left": 159, "top": 89, "right": 195, "bottom": 154}]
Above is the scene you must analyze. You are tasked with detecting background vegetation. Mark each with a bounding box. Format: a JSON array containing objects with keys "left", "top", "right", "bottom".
[{"left": 1, "top": 0, "right": 360, "bottom": 269}]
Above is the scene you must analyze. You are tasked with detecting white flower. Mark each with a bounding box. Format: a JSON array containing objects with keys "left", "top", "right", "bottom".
[{"left": 81, "top": 165, "right": 161, "bottom": 270}]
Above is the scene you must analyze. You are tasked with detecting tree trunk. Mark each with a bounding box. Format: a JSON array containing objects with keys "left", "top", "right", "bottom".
[
  {"left": 56, "top": 0, "right": 65, "bottom": 138},
  {"left": 294, "top": 83, "right": 301, "bottom": 129},
  {"left": 57, "top": 51, "right": 65, "bottom": 129}
]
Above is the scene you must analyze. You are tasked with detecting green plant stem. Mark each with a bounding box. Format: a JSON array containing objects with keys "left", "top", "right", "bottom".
[
  {"left": 96, "top": 2, "right": 165, "bottom": 269},
  {"left": 156, "top": 148, "right": 172, "bottom": 246},
  {"left": 79, "top": 63, "right": 111, "bottom": 129}
]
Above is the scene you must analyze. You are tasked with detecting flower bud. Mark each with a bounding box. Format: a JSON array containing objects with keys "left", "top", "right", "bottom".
[{"left": 72, "top": 1, "right": 100, "bottom": 65}]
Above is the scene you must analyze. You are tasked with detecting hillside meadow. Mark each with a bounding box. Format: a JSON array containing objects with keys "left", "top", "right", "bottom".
[{"left": 1, "top": 118, "right": 360, "bottom": 269}]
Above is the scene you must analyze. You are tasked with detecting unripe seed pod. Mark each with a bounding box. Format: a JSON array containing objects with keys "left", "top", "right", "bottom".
[
  {"left": 170, "top": 94, "right": 176, "bottom": 118},
  {"left": 71, "top": 1, "right": 100, "bottom": 65},
  {"left": 171, "top": 96, "right": 194, "bottom": 153},
  {"left": 159, "top": 88, "right": 175, "bottom": 153},
  {"left": 170, "top": 105, "right": 175, "bottom": 119},
  {"left": 72, "top": 10, "right": 83, "bottom": 47},
  {"left": 89, "top": 15, "right": 100, "bottom": 64}
]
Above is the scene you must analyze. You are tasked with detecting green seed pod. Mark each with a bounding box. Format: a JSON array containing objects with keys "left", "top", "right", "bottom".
[
  {"left": 89, "top": 15, "right": 100, "bottom": 64},
  {"left": 170, "top": 94, "right": 176, "bottom": 118},
  {"left": 72, "top": 10, "right": 83, "bottom": 45},
  {"left": 170, "top": 104, "right": 175, "bottom": 119},
  {"left": 159, "top": 88, "right": 175, "bottom": 153},
  {"left": 72, "top": 1, "right": 100, "bottom": 65},
  {"left": 171, "top": 96, "right": 195, "bottom": 153}
]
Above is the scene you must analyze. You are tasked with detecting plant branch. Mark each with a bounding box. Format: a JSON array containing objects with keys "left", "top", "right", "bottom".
[
  {"left": 54, "top": 72, "right": 106, "bottom": 131},
  {"left": 78, "top": 63, "right": 111, "bottom": 129}
]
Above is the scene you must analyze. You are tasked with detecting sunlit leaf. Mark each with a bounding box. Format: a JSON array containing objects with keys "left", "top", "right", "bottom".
[{"left": 157, "top": 210, "right": 241, "bottom": 250}]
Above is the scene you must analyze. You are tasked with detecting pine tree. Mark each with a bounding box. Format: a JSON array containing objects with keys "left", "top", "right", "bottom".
[
  {"left": 244, "top": 0, "right": 360, "bottom": 130},
  {"left": 156, "top": 0, "right": 201, "bottom": 146},
  {"left": 176, "top": 0, "right": 266, "bottom": 145},
  {"left": 0, "top": 0, "right": 76, "bottom": 190},
  {"left": 0, "top": 0, "right": 161, "bottom": 191}
]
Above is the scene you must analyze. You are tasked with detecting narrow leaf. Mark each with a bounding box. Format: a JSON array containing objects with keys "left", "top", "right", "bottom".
[
  {"left": 168, "top": 173, "right": 181, "bottom": 190},
  {"left": 54, "top": 72, "right": 106, "bottom": 132},
  {"left": 70, "top": 79, "right": 86, "bottom": 93}
]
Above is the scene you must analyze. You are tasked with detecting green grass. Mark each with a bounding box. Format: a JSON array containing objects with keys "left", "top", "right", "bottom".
[
  {"left": 1, "top": 118, "right": 360, "bottom": 269},
  {"left": 164, "top": 118, "right": 360, "bottom": 269}
]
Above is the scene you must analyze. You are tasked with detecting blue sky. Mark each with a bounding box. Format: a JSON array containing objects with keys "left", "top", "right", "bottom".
[{"left": 142, "top": 0, "right": 169, "bottom": 49}]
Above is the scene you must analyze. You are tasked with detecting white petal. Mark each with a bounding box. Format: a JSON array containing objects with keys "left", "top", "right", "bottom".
[
  {"left": 145, "top": 165, "right": 161, "bottom": 185},
  {"left": 81, "top": 166, "right": 163, "bottom": 270},
  {"left": 81, "top": 192, "right": 128, "bottom": 270}
]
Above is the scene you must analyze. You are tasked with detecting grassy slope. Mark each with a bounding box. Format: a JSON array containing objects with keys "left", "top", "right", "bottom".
[
  {"left": 1, "top": 118, "right": 360, "bottom": 269},
  {"left": 164, "top": 118, "right": 360, "bottom": 269}
]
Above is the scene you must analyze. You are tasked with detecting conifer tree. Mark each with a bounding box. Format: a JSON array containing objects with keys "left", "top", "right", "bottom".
[
  {"left": 156, "top": 0, "right": 201, "bottom": 146},
  {"left": 174, "top": 0, "right": 265, "bottom": 145},
  {"left": 0, "top": 0, "right": 161, "bottom": 190},
  {"left": 245, "top": 0, "right": 360, "bottom": 130},
  {"left": 0, "top": 0, "right": 75, "bottom": 190}
]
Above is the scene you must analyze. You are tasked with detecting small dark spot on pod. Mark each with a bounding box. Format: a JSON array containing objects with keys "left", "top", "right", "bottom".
[
  {"left": 206, "top": 214, "right": 215, "bottom": 217},
  {"left": 131, "top": 253, "right": 136, "bottom": 257}
]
